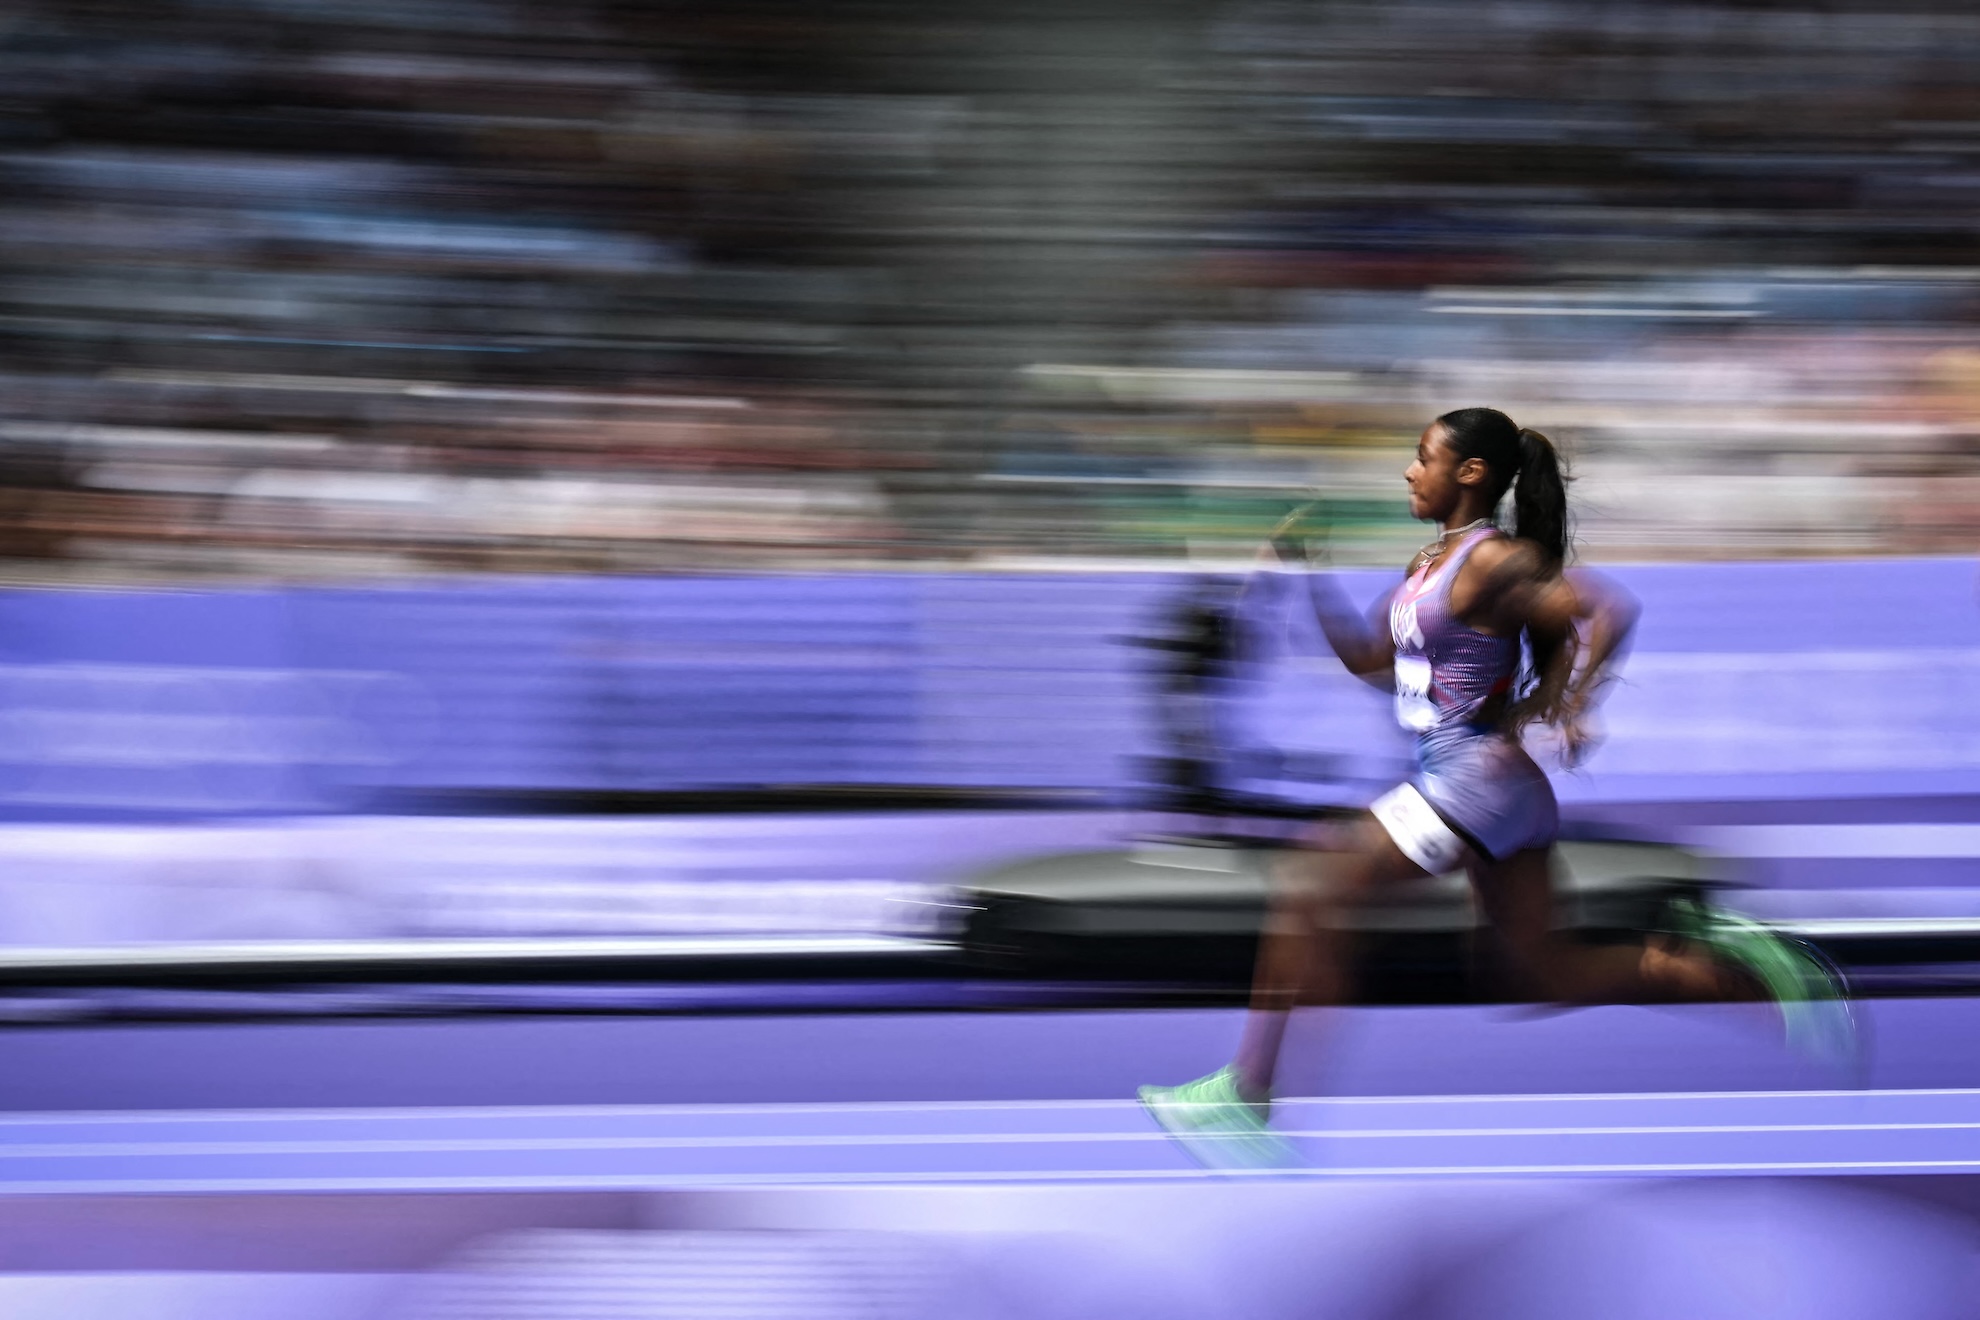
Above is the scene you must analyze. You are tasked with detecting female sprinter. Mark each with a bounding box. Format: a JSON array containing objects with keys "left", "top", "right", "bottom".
[{"left": 1138, "top": 407, "right": 1852, "bottom": 1169}]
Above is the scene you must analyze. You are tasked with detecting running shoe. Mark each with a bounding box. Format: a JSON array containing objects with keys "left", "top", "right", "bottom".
[
  {"left": 1666, "top": 898, "right": 1857, "bottom": 1066},
  {"left": 1137, "top": 1066, "right": 1301, "bottom": 1171}
]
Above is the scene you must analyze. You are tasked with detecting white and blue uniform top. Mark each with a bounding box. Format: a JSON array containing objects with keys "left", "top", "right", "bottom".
[
  {"left": 1371, "top": 525, "right": 1558, "bottom": 867},
  {"left": 1388, "top": 526, "right": 1520, "bottom": 739}
]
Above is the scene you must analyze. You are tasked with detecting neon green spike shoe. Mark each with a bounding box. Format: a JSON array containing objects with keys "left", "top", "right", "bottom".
[
  {"left": 1137, "top": 1066, "right": 1301, "bottom": 1171},
  {"left": 1667, "top": 898, "right": 1858, "bottom": 1067}
]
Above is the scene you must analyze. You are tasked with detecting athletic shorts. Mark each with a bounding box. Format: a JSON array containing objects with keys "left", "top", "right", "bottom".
[{"left": 1369, "top": 727, "right": 1558, "bottom": 875}]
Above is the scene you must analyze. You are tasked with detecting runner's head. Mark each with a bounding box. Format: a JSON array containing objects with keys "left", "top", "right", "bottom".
[{"left": 1431, "top": 407, "right": 1570, "bottom": 566}]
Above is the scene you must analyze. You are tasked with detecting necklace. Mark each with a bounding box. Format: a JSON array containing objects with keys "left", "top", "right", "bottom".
[{"left": 1414, "top": 517, "right": 1495, "bottom": 567}]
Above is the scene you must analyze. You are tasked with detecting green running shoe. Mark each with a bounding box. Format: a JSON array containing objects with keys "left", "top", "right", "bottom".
[
  {"left": 1667, "top": 898, "right": 1857, "bottom": 1067},
  {"left": 1137, "top": 1066, "right": 1301, "bottom": 1171}
]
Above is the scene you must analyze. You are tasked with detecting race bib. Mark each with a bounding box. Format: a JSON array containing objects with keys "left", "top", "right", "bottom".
[{"left": 1394, "top": 654, "right": 1437, "bottom": 731}]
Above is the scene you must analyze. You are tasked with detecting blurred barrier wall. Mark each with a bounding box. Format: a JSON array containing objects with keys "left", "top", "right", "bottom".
[
  {"left": 0, "top": 558, "right": 1972, "bottom": 820},
  {"left": 0, "top": 575, "right": 1179, "bottom": 816}
]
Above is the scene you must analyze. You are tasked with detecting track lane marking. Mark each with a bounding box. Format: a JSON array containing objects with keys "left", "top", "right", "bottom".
[
  {"left": 0, "top": 1085, "right": 1959, "bottom": 1129},
  {"left": 3, "top": 1157, "right": 1980, "bottom": 1195},
  {"left": 0, "top": 1119, "right": 1975, "bottom": 1159}
]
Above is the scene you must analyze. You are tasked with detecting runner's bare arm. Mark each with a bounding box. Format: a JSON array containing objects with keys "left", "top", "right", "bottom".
[
  {"left": 1456, "top": 539, "right": 1638, "bottom": 683},
  {"left": 1259, "top": 508, "right": 1396, "bottom": 688},
  {"left": 1557, "top": 568, "right": 1639, "bottom": 706},
  {"left": 1270, "top": 559, "right": 1397, "bottom": 689},
  {"left": 1456, "top": 539, "right": 1638, "bottom": 760}
]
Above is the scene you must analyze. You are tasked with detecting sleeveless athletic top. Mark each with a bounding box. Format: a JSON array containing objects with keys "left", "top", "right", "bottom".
[{"left": 1388, "top": 527, "right": 1520, "bottom": 737}]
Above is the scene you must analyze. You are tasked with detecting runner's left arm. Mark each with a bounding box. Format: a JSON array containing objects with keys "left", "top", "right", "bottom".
[
  {"left": 1255, "top": 513, "right": 1396, "bottom": 689},
  {"left": 1526, "top": 566, "right": 1639, "bottom": 764},
  {"left": 1464, "top": 542, "right": 1639, "bottom": 764}
]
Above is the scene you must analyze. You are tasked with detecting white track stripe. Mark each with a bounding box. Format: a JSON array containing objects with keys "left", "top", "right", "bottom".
[
  {"left": 0, "top": 1085, "right": 1966, "bottom": 1129},
  {"left": 3, "top": 1158, "right": 1980, "bottom": 1196},
  {"left": 0, "top": 1121, "right": 1974, "bottom": 1159}
]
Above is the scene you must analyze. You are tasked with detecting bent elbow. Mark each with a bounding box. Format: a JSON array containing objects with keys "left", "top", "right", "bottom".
[
  {"left": 1347, "top": 657, "right": 1395, "bottom": 689},
  {"left": 1571, "top": 569, "right": 1639, "bottom": 632},
  {"left": 1608, "top": 587, "right": 1642, "bottom": 637}
]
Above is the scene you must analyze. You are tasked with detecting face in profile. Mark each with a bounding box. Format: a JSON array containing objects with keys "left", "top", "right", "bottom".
[{"left": 1404, "top": 422, "right": 1464, "bottom": 523}]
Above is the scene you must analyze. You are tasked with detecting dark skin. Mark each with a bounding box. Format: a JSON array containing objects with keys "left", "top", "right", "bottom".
[
  {"left": 1233, "top": 421, "right": 1751, "bottom": 1108},
  {"left": 1289, "top": 422, "right": 1635, "bottom": 762}
]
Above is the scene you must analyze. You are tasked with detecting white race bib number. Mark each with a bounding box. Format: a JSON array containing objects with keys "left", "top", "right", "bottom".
[{"left": 1394, "top": 654, "right": 1436, "bottom": 731}]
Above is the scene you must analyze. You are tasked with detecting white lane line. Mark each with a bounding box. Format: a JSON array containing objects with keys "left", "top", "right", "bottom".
[
  {"left": 0, "top": 1085, "right": 1965, "bottom": 1129},
  {"left": 1285, "top": 1086, "right": 1980, "bottom": 1106},
  {"left": 1776, "top": 918, "right": 1980, "bottom": 937},
  {"left": 0, "top": 1132, "right": 1164, "bottom": 1158},
  {"left": 5, "top": 1157, "right": 1980, "bottom": 1196},
  {"left": 1296, "top": 1121, "right": 1980, "bottom": 1138},
  {"left": 0, "top": 1121, "right": 1977, "bottom": 1161}
]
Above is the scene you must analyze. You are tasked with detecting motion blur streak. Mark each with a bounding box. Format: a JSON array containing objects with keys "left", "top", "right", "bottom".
[
  {"left": 2, "top": 2, "right": 1980, "bottom": 1319},
  {"left": 0, "top": 0, "right": 1975, "bottom": 574}
]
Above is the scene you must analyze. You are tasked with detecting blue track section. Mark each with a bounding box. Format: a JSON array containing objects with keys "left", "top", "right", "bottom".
[
  {"left": 0, "top": 997, "right": 1972, "bottom": 1178},
  {"left": 0, "top": 1087, "right": 1976, "bottom": 1193},
  {"left": 4, "top": 1001, "right": 1978, "bottom": 1317}
]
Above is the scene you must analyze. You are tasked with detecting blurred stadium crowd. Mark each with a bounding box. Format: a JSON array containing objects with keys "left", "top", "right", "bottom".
[{"left": 0, "top": 0, "right": 1977, "bottom": 577}]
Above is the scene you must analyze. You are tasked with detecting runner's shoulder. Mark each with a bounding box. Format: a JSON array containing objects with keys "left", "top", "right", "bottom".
[
  {"left": 1463, "top": 533, "right": 1541, "bottom": 579},
  {"left": 1454, "top": 534, "right": 1551, "bottom": 606}
]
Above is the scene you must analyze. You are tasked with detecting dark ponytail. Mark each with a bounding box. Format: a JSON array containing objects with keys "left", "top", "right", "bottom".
[
  {"left": 1512, "top": 427, "right": 1569, "bottom": 567},
  {"left": 1434, "top": 408, "right": 1572, "bottom": 566},
  {"left": 1435, "top": 408, "right": 1577, "bottom": 729}
]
